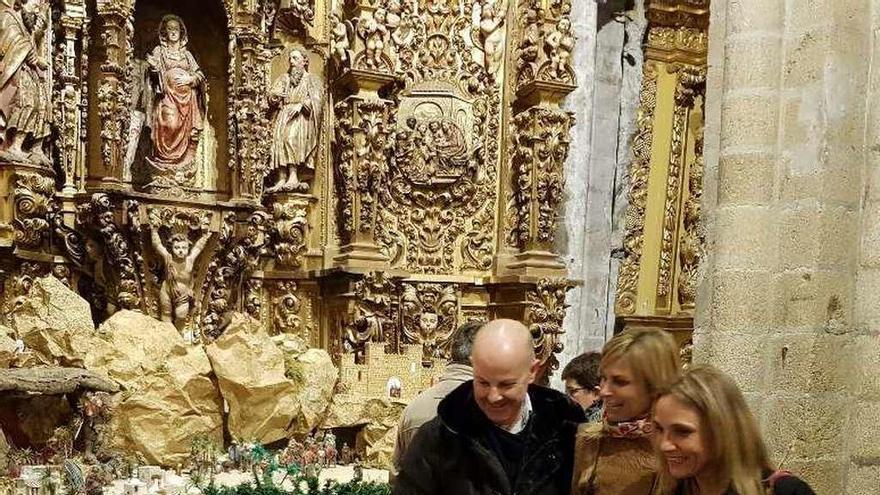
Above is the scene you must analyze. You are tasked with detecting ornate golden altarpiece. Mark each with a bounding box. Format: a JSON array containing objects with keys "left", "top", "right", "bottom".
[
  {"left": 0, "top": 0, "right": 580, "bottom": 389},
  {"left": 615, "top": 0, "right": 709, "bottom": 345}
]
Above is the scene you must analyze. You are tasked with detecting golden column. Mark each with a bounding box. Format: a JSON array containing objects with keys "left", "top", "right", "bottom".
[{"left": 615, "top": 0, "right": 709, "bottom": 345}]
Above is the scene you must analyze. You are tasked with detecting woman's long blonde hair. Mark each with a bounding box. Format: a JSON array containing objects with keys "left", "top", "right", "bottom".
[
  {"left": 600, "top": 327, "right": 682, "bottom": 406},
  {"left": 654, "top": 365, "right": 773, "bottom": 495}
]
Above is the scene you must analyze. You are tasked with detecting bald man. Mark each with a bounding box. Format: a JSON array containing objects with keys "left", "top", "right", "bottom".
[{"left": 394, "top": 319, "right": 585, "bottom": 495}]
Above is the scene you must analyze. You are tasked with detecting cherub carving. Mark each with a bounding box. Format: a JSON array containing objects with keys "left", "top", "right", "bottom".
[
  {"left": 543, "top": 17, "right": 575, "bottom": 81},
  {"left": 149, "top": 215, "right": 212, "bottom": 327},
  {"left": 476, "top": 0, "right": 509, "bottom": 79},
  {"left": 357, "top": 8, "right": 388, "bottom": 70}
]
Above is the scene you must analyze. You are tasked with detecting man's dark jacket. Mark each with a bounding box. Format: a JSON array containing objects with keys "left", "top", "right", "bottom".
[{"left": 393, "top": 380, "right": 585, "bottom": 495}]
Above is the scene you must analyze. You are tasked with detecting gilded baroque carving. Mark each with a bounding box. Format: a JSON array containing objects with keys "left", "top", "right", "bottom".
[
  {"left": 271, "top": 197, "right": 310, "bottom": 269},
  {"left": 333, "top": 97, "right": 392, "bottom": 243},
  {"left": 509, "top": 106, "right": 573, "bottom": 249},
  {"left": 273, "top": 280, "right": 303, "bottom": 335},
  {"left": 657, "top": 66, "right": 705, "bottom": 299},
  {"left": 200, "top": 211, "right": 270, "bottom": 341},
  {"left": 76, "top": 193, "right": 142, "bottom": 310},
  {"left": 401, "top": 282, "right": 458, "bottom": 362},
  {"left": 12, "top": 172, "right": 54, "bottom": 249},
  {"left": 615, "top": 63, "right": 658, "bottom": 316},
  {"left": 342, "top": 272, "right": 395, "bottom": 358},
  {"left": 678, "top": 83, "right": 706, "bottom": 310},
  {"left": 526, "top": 277, "right": 574, "bottom": 369},
  {"left": 244, "top": 278, "right": 263, "bottom": 320},
  {"left": 95, "top": 0, "right": 135, "bottom": 176}
]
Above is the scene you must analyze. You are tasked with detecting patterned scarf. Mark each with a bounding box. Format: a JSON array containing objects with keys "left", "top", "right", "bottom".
[{"left": 602, "top": 415, "right": 654, "bottom": 439}]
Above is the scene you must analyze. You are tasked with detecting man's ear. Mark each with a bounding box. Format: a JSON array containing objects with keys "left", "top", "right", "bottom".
[{"left": 527, "top": 358, "right": 540, "bottom": 383}]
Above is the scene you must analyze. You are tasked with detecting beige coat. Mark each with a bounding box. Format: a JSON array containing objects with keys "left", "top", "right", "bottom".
[
  {"left": 571, "top": 423, "right": 658, "bottom": 495},
  {"left": 392, "top": 363, "right": 473, "bottom": 471}
]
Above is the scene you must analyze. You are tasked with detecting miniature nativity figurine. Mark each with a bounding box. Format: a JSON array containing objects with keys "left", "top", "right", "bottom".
[
  {"left": 266, "top": 47, "right": 323, "bottom": 194},
  {"left": 0, "top": 0, "right": 51, "bottom": 166},
  {"left": 145, "top": 15, "right": 206, "bottom": 187}
]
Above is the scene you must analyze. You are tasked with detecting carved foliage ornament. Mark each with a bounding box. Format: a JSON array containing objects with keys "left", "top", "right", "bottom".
[
  {"left": 76, "top": 193, "right": 142, "bottom": 309},
  {"left": 271, "top": 199, "right": 309, "bottom": 268},
  {"left": 13, "top": 172, "right": 54, "bottom": 249},
  {"left": 527, "top": 277, "right": 574, "bottom": 369},
  {"left": 616, "top": 63, "right": 659, "bottom": 316},
  {"left": 509, "top": 106, "right": 574, "bottom": 249},
  {"left": 334, "top": 98, "right": 392, "bottom": 243},
  {"left": 273, "top": 280, "right": 302, "bottom": 334},
  {"left": 657, "top": 66, "right": 705, "bottom": 300}
]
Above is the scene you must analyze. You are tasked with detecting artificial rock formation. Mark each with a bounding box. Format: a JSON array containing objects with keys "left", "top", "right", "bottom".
[
  {"left": 86, "top": 310, "right": 183, "bottom": 388},
  {"left": 7, "top": 276, "right": 94, "bottom": 367},
  {"left": 109, "top": 345, "right": 224, "bottom": 466},
  {"left": 206, "top": 314, "right": 303, "bottom": 444},
  {"left": 0, "top": 331, "right": 16, "bottom": 368},
  {"left": 289, "top": 348, "right": 338, "bottom": 434},
  {"left": 323, "top": 395, "right": 405, "bottom": 469}
]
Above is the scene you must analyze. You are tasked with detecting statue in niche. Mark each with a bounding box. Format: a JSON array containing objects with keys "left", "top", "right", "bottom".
[
  {"left": 0, "top": 0, "right": 51, "bottom": 165},
  {"left": 543, "top": 17, "right": 574, "bottom": 81},
  {"left": 475, "top": 0, "right": 508, "bottom": 79},
  {"left": 266, "top": 48, "right": 323, "bottom": 193},
  {"left": 145, "top": 15, "right": 206, "bottom": 188},
  {"left": 149, "top": 215, "right": 212, "bottom": 328},
  {"left": 330, "top": 10, "right": 351, "bottom": 70}
]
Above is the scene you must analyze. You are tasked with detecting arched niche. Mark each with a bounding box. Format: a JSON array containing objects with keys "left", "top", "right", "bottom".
[
  {"left": 84, "top": 0, "right": 274, "bottom": 200},
  {"left": 129, "top": 0, "right": 231, "bottom": 196}
]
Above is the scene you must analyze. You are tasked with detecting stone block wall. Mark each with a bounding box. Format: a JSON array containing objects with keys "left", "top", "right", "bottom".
[{"left": 698, "top": 0, "right": 880, "bottom": 492}]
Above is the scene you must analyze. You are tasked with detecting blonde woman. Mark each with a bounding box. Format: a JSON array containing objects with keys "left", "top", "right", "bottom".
[
  {"left": 652, "top": 366, "right": 815, "bottom": 495},
  {"left": 572, "top": 328, "right": 682, "bottom": 494}
]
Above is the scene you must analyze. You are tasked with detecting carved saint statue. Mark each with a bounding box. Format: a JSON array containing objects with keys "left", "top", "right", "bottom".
[
  {"left": 266, "top": 48, "right": 323, "bottom": 193},
  {"left": 150, "top": 217, "right": 211, "bottom": 327},
  {"left": 544, "top": 17, "right": 575, "bottom": 81},
  {"left": 146, "top": 15, "right": 206, "bottom": 184},
  {"left": 0, "top": 0, "right": 50, "bottom": 165}
]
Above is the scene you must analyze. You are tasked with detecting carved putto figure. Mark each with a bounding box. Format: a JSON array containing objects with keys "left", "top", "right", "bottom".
[
  {"left": 543, "top": 17, "right": 575, "bottom": 81},
  {"left": 357, "top": 8, "right": 389, "bottom": 70},
  {"left": 476, "top": 0, "right": 508, "bottom": 80},
  {"left": 267, "top": 48, "right": 324, "bottom": 193},
  {"left": 330, "top": 10, "right": 351, "bottom": 69},
  {"left": 149, "top": 215, "right": 212, "bottom": 328},
  {"left": 146, "top": 15, "right": 206, "bottom": 185},
  {"left": 0, "top": 0, "right": 51, "bottom": 165}
]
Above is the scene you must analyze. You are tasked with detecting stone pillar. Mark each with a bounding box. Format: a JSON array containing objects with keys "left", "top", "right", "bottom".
[{"left": 697, "top": 0, "right": 874, "bottom": 491}]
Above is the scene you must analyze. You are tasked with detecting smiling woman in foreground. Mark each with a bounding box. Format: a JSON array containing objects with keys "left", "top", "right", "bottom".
[
  {"left": 571, "top": 328, "right": 681, "bottom": 494},
  {"left": 652, "top": 366, "right": 816, "bottom": 495}
]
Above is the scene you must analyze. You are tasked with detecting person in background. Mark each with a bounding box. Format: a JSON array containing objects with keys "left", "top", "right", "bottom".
[
  {"left": 394, "top": 319, "right": 584, "bottom": 495},
  {"left": 562, "top": 351, "right": 603, "bottom": 421},
  {"left": 392, "top": 319, "right": 483, "bottom": 470},
  {"left": 652, "top": 365, "right": 816, "bottom": 495},
  {"left": 571, "top": 328, "right": 682, "bottom": 494}
]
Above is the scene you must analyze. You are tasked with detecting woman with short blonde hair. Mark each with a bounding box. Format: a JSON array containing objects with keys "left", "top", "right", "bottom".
[
  {"left": 652, "top": 366, "right": 815, "bottom": 495},
  {"left": 571, "top": 327, "right": 682, "bottom": 494}
]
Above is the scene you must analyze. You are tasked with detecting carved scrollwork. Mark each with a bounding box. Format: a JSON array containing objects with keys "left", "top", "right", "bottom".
[
  {"left": 657, "top": 66, "right": 705, "bottom": 299},
  {"left": 526, "top": 277, "right": 574, "bottom": 369},
  {"left": 244, "top": 279, "right": 263, "bottom": 320},
  {"left": 616, "top": 63, "right": 659, "bottom": 316},
  {"left": 200, "top": 211, "right": 270, "bottom": 341},
  {"left": 271, "top": 198, "right": 309, "bottom": 269},
  {"left": 273, "top": 280, "right": 303, "bottom": 334},
  {"left": 400, "top": 282, "right": 458, "bottom": 362},
  {"left": 509, "top": 106, "right": 573, "bottom": 249},
  {"left": 76, "top": 193, "right": 142, "bottom": 310},
  {"left": 12, "top": 172, "right": 55, "bottom": 249}
]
